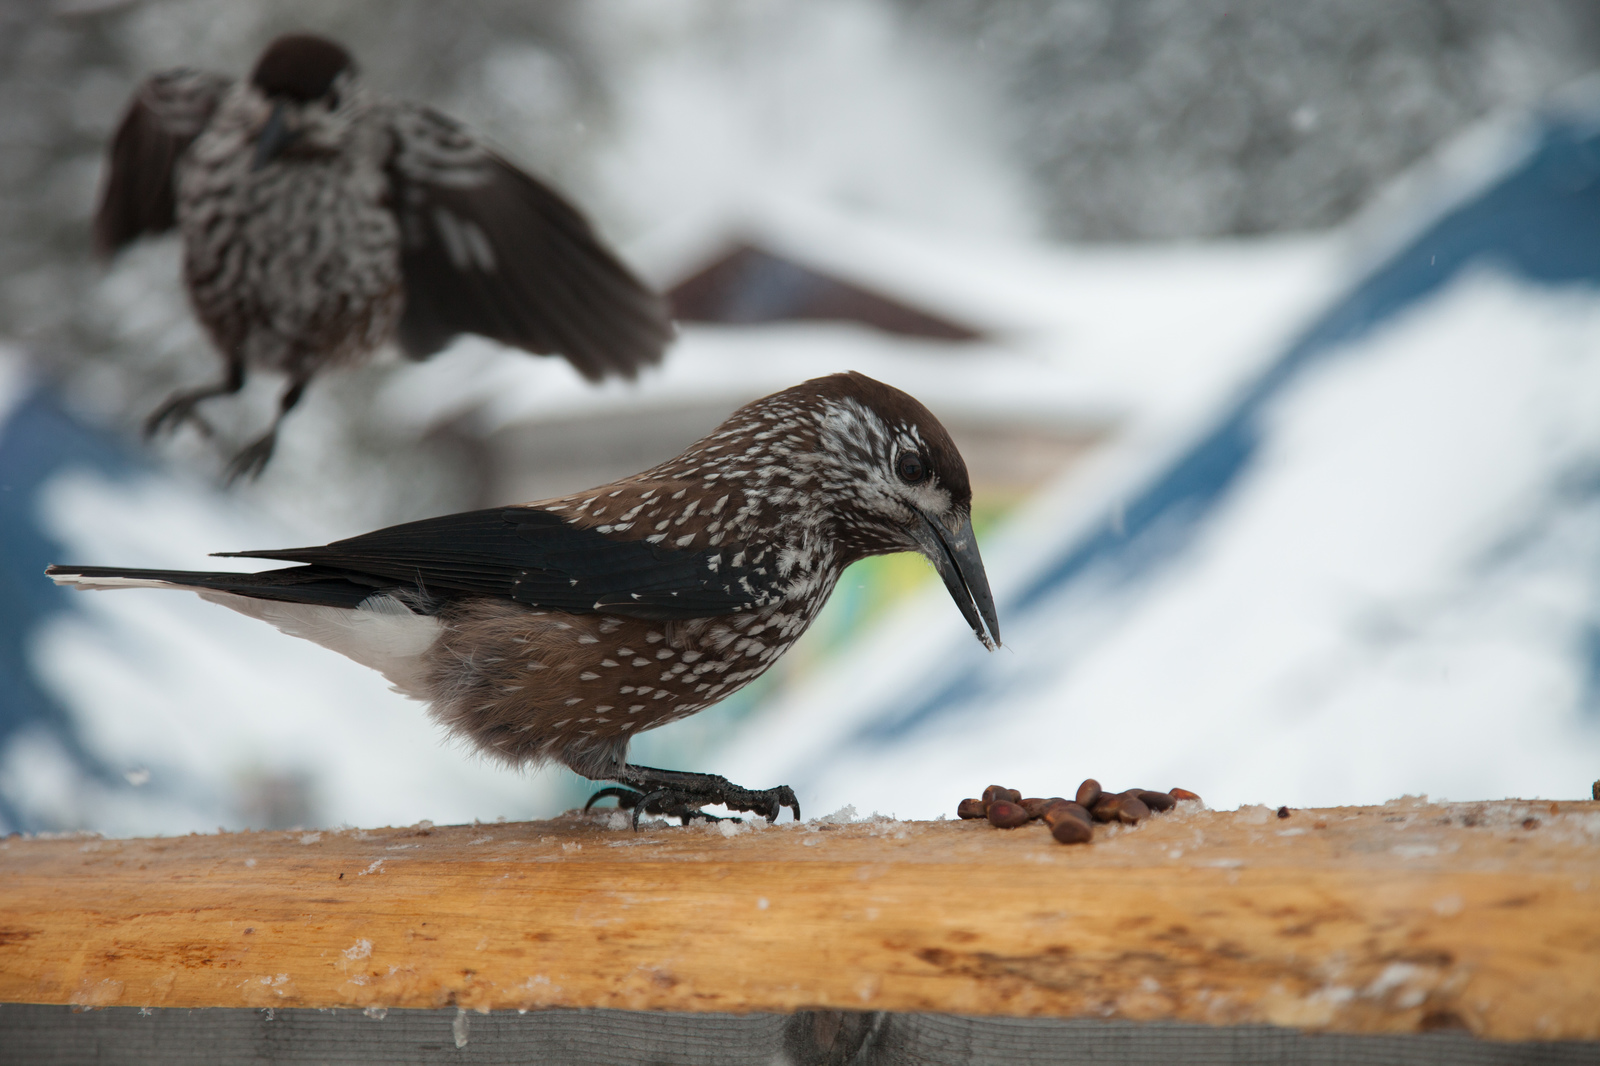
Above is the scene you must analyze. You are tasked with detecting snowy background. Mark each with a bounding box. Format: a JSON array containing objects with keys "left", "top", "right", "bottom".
[{"left": 3, "top": 0, "right": 1600, "bottom": 834}]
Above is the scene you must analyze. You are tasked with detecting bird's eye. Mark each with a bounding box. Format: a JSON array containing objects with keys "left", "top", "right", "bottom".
[
  {"left": 326, "top": 90, "right": 341, "bottom": 110},
  {"left": 896, "top": 452, "right": 927, "bottom": 483}
]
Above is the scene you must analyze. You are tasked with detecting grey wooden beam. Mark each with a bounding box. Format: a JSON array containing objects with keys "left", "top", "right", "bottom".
[{"left": 3, "top": 1005, "right": 1599, "bottom": 1065}]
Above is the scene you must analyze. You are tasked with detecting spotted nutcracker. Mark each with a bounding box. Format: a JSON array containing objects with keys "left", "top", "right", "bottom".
[
  {"left": 47, "top": 373, "right": 1000, "bottom": 824},
  {"left": 95, "top": 32, "right": 671, "bottom": 481}
]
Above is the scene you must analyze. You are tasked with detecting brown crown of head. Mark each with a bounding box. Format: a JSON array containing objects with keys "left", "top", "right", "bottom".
[
  {"left": 250, "top": 33, "right": 354, "bottom": 102},
  {"left": 793, "top": 371, "right": 972, "bottom": 508}
]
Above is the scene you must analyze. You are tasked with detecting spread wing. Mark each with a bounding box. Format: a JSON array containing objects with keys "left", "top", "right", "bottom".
[
  {"left": 386, "top": 105, "right": 673, "bottom": 380},
  {"left": 216, "top": 507, "right": 773, "bottom": 620},
  {"left": 94, "top": 69, "right": 231, "bottom": 257}
]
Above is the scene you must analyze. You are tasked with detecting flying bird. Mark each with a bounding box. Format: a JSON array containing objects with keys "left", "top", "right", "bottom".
[
  {"left": 48, "top": 373, "right": 1000, "bottom": 824},
  {"left": 95, "top": 32, "right": 672, "bottom": 480}
]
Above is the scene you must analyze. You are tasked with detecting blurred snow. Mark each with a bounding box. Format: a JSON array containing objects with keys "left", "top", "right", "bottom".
[
  {"left": 718, "top": 268, "right": 1600, "bottom": 818},
  {"left": 582, "top": 0, "right": 1033, "bottom": 240}
]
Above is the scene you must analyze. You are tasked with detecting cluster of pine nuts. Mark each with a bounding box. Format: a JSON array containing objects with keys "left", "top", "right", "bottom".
[{"left": 956, "top": 780, "right": 1202, "bottom": 844}]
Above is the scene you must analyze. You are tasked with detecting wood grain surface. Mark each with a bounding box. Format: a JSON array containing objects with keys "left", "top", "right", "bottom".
[{"left": 2, "top": 798, "right": 1598, "bottom": 1041}]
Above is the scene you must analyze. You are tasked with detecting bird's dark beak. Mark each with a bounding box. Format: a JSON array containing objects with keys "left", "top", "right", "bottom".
[
  {"left": 909, "top": 509, "right": 1001, "bottom": 650},
  {"left": 252, "top": 101, "right": 296, "bottom": 170}
]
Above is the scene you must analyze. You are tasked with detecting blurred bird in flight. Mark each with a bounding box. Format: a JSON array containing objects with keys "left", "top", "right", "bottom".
[{"left": 96, "top": 32, "right": 672, "bottom": 480}]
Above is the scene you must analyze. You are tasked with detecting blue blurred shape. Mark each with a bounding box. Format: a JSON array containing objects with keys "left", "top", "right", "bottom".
[{"left": 0, "top": 386, "right": 136, "bottom": 830}]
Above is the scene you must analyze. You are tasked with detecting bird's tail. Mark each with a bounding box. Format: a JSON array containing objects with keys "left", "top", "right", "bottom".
[
  {"left": 48, "top": 565, "right": 199, "bottom": 592},
  {"left": 47, "top": 564, "right": 443, "bottom": 699},
  {"left": 45, "top": 564, "right": 378, "bottom": 609}
]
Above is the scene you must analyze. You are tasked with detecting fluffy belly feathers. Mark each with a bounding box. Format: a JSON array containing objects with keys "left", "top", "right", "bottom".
[{"left": 177, "top": 148, "right": 402, "bottom": 370}]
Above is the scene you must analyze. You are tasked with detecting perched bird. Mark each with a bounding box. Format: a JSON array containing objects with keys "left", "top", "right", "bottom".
[
  {"left": 48, "top": 373, "right": 1000, "bottom": 824},
  {"left": 95, "top": 32, "right": 671, "bottom": 480}
]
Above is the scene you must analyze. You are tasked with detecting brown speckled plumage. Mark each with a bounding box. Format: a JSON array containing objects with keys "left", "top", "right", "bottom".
[
  {"left": 424, "top": 375, "right": 982, "bottom": 780},
  {"left": 47, "top": 374, "right": 1000, "bottom": 823},
  {"left": 96, "top": 33, "right": 671, "bottom": 480}
]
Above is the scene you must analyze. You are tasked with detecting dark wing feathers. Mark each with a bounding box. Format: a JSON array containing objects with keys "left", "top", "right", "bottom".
[
  {"left": 215, "top": 507, "right": 769, "bottom": 619},
  {"left": 94, "top": 69, "right": 231, "bottom": 257},
  {"left": 387, "top": 106, "right": 672, "bottom": 379}
]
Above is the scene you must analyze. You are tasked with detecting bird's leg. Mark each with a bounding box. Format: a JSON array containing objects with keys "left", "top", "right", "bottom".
[
  {"left": 223, "top": 374, "right": 309, "bottom": 483},
  {"left": 599, "top": 764, "right": 801, "bottom": 829},
  {"left": 144, "top": 356, "right": 246, "bottom": 439}
]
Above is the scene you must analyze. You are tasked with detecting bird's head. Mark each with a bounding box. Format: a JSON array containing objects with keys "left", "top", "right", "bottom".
[
  {"left": 783, "top": 372, "right": 1001, "bottom": 650},
  {"left": 246, "top": 33, "right": 359, "bottom": 169}
]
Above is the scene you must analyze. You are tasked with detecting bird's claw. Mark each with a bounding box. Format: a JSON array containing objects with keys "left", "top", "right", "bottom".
[
  {"left": 584, "top": 786, "right": 642, "bottom": 811},
  {"left": 144, "top": 396, "right": 215, "bottom": 440},
  {"left": 224, "top": 435, "right": 277, "bottom": 483},
  {"left": 728, "top": 783, "right": 800, "bottom": 824}
]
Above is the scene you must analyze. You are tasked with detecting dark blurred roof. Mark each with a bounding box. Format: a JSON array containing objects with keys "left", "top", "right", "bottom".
[{"left": 667, "top": 242, "right": 983, "bottom": 341}]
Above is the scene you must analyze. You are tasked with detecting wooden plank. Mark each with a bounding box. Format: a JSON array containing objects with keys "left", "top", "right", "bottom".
[
  {"left": 2, "top": 799, "right": 1598, "bottom": 1041},
  {"left": 5, "top": 1005, "right": 1599, "bottom": 1066}
]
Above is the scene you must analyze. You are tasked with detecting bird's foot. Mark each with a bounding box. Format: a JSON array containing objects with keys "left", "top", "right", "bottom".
[
  {"left": 144, "top": 394, "right": 215, "bottom": 440},
  {"left": 598, "top": 765, "right": 801, "bottom": 830},
  {"left": 223, "top": 433, "right": 277, "bottom": 483},
  {"left": 584, "top": 786, "right": 738, "bottom": 826}
]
